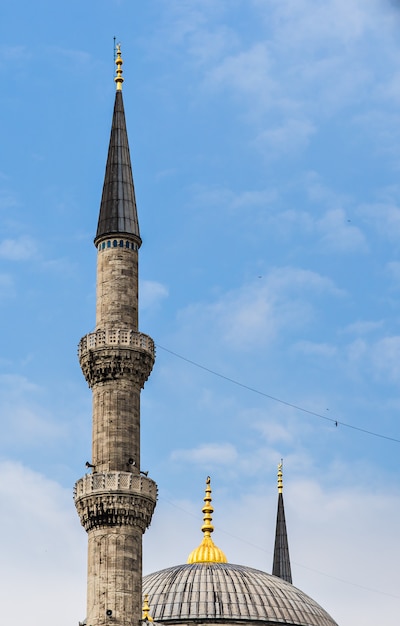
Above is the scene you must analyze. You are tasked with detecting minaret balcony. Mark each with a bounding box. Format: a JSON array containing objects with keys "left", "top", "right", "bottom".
[
  {"left": 74, "top": 471, "right": 157, "bottom": 501},
  {"left": 78, "top": 328, "right": 155, "bottom": 359},
  {"left": 78, "top": 328, "right": 155, "bottom": 387},
  {"left": 74, "top": 471, "right": 158, "bottom": 532}
]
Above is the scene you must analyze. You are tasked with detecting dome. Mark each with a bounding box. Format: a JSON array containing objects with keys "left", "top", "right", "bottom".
[
  {"left": 142, "top": 562, "right": 338, "bottom": 626},
  {"left": 142, "top": 477, "right": 338, "bottom": 626}
]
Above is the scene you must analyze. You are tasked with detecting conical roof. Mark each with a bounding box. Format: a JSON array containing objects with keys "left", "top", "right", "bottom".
[
  {"left": 272, "top": 463, "right": 292, "bottom": 583},
  {"left": 95, "top": 46, "right": 141, "bottom": 246}
]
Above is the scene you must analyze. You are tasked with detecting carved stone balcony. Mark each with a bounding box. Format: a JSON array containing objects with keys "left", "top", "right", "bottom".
[
  {"left": 78, "top": 329, "right": 155, "bottom": 387},
  {"left": 74, "top": 471, "right": 157, "bottom": 532},
  {"left": 78, "top": 328, "right": 155, "bottom": 359},
  {"left": 74, "top": 471, "right": 158, "bottom": 500}
]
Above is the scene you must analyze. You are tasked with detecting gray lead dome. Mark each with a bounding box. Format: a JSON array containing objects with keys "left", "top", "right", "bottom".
[
  {"left": 143, "top": 562, "right": 338, "bottom": 626},
  {"left": 143, "top": 563, "right": 337, "bottom": 626}
]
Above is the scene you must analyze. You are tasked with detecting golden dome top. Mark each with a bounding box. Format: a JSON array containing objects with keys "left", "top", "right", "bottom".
[{"left": 187, "top": 476, "right": 227, "bottom": 564}]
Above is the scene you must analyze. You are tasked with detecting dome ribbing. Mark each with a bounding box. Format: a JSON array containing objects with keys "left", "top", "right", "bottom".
[{"left": 143, "top": 562, "right": 338, "bottom": 626}]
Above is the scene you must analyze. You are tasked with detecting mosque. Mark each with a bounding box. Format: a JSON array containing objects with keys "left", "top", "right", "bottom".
[{"left": 73, "top": 46, "right": 339, "bottom": 626}]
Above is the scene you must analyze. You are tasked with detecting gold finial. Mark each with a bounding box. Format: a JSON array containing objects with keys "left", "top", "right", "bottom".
[
  {"left": 187, "top": 476, "right": 227, "bottom": 564},
  {"left": 278, "top": 460, "right": 283, "bottom": 494},
  {"left": 201, "top": 476, "right": 214, "bottom": 537},
  {"left": 114, "top": 42, "right": 124, "bottom": 91},
  {"left": 142, "top": 594, "right": 154, "bottom": 622}
]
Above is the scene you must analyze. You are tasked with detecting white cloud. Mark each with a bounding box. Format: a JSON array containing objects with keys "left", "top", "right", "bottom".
[
  {"left": 342, "top": 320, "right": 384, "bottom": 335},
  {"left": 168, "top": 0, "right": 400, "bottom": 165},
  {"left": 253, "top": 416, "right": 295, "bottom": 445},
  {"left": 140, "top": 280, "right": 169, "bottom": 309},
  {"left": 145, "top": 468, "right": 400, "bottom": 626},
  {"left": 0, "top": 189, "right": 19, "bottom": 210},
  {"left": 0, "top": 235, "right": 37, "bottom": 260},
  {"left": 344, "top": 334, "right": 400, "bottom": 383},
  {"left": 0, "top": 45, "right": 31, "bottom": 66},
  {"left": 255, "top": 118, "right": 316, "bottom": 157},
  {"left": 293, "top": 340, "right": 338, "bottom": 358},
  {"left": 360, "top": 201, "right": 400, "bottom": 241},
  {"left": 0, "top": 374, "right": 67, "bottom": 447},
  {"left": 316, "top": 208, "right": 367, "bottom": 253},
  {"left": 177, "top": 267, "right": 342, "bottom": 352},
  {"left": 0, "top": 461, "right": 86, "bottom": 626},
  {"left": 0, "top": 272, "right": 14, "bottom": 297},
  {"left": 171, "top": 442, "right": 238, "bottom": 466},
  {"left": 192, "top": 185, "right": 276, "bottom": 213},
  {"left": 370, "top": 335, "right": 400, "bottom": 382}
]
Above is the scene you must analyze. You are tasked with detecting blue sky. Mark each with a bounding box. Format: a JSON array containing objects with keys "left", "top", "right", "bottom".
[{"left": 1, "top": 1, "right": 400, "bottom": 624}]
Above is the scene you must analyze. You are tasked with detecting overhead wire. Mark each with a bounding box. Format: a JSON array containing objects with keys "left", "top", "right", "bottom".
[
  {"left": 155, "top": 343, "right": 400, "bottom": 444},
  {"left": 159, "top": 496, "right": 400, "bottom": 600}
]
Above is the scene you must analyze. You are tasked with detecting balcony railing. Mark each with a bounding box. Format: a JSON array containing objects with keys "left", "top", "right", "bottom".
[
  {"left": 78, "top": 329, "right": 155, "bottom": 359},
  {"left": 74, "top": 471, "right": 157, "bottom": 501}
]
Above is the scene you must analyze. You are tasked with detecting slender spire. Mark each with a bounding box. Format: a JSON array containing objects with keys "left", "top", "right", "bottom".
[
  {"left": 272, "top": 462, "right": 292, "bottom": 584},
  {"left": 95, "top": 44, "right": 141, "bottom": 246},
  {"left": 187, "top": 476, "right": 227, "bottom": 564}
]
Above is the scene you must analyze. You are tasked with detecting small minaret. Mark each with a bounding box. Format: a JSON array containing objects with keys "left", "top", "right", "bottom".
[
  {"left": 74, "top": 45, "right": 157, "bottom": 626},
  {"left": 272, "top": 462, "right": 292, "bottom": 583}
]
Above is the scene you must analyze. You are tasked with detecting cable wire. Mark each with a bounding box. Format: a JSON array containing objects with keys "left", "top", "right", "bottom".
[
  {"left": 160, "top": 496, "right": 400, "bottom": 600},
  {"left": 155, "top": 343, "right": 400, "bottom": 444}
]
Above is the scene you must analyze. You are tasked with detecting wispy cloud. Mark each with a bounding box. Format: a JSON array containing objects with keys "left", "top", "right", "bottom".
[
  {"left": 0, "top": 45, "right": 31, "bottom": 67},
  {"left": 163, "top": 0, "right": 400, "bottom": 162},
  {"left": 140, "top": 280, "right": 169, "bottom": 309},
  {"left": 0, "top": 273, "right": 14, "bottom": 297},
  {"left": 177, "top": 267, "right": 343, "bottom": 351},
  {"left": 0, "top": 461, "right": 86, "bottom": 624},
  {"left": 0, "top": 374, "right": 67, "bottom": 447},
  {"left": 293, "top": 340, "right": 338, "bottom": 358},
  {"left": 316, "top": 208, "right": 367, "bottom": 253},
  {"left": 341, "top": 320, "right": 384, "bottom": 335},
  {"left": 171, "top": 442, "right": 238, "bottom": 465},
  {"left": 360, "top": 200, "right": 400, "bottom": 241},
  {"left": 0, "top": 235, "right": 37, "bottom": 261},
  {"left": 255, "top": 118, "right": 316, "bottom": 158}
]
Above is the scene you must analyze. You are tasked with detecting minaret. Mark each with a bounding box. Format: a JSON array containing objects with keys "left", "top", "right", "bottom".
[
  {"left": 272, "top": 462, "right": 292, "bottom": 583},
  {"left": 74, "top": 45, "right": 157, "bottom": 626}
]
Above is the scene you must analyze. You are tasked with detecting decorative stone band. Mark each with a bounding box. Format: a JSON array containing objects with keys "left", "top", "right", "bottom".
[
  {"left": 79, "top": 339, "right": 155, "bottom": 387},
  {"left": 74, "top": 472, "right": 157, "bottom": 533},
  {"left": 79, "top": 329, "right": 155, "bottom": 358}
]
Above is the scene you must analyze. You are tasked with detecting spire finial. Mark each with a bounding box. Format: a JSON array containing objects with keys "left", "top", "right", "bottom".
[
  {"left": 278, "top": 460, "right": 283, "bottom": 494},
  {"left": 201, "top": 475, "right": 214, "bottom": 537},
  {"left": 142, "top": 594, "right": 154, "bottom": 622},
  {"left": 187, "top": 476, "right": 227, "bottom": 564},
  {"left": 114, "top": 42, "right": 124, "bottom": 91}
]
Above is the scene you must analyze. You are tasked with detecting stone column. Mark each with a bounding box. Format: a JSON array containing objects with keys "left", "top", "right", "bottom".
[{"left": 75, "top": 238, "right": 156, "bottom": 626}]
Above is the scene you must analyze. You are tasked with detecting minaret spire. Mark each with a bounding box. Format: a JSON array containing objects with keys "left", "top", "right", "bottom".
[
  {"left": 95, "top": 43, "right": 141, "bottom": 252},
  {"left": 272, "top": 462, "right": 292, "bottom": 584},
  {"left": 74, "top": 47, "right": 157, "bottom": 626},
  {"left": 114, "top": 42, "right": 124, "bottom": 91},
  {"left": 187, "top": 476, "right": 227, "bottom": 564}
]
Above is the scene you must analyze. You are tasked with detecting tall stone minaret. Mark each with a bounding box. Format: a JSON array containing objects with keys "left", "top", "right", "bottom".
[{"left": 74, "top": 45, "right": 157, "bottom": 626}]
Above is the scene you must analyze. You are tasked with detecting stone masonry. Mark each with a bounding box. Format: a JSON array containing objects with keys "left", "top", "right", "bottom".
[{"left": 74, "top": 49, "right": 157, "bottom": 626}]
